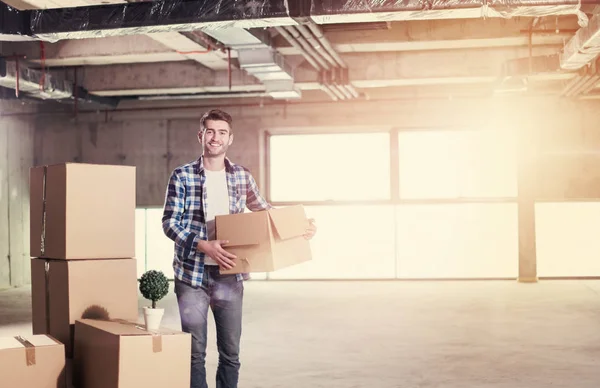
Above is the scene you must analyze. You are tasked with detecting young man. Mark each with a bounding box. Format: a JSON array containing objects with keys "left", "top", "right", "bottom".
[{"left": 162, "top": 109, "right": 316, "bottom": 388}]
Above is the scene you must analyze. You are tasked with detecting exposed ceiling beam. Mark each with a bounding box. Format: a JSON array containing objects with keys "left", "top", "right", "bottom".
[
  {"left": 282, "top": 18, "right": 577, "bottom": 54},
  {"left": 3, "top": 18, "right": 578, "bottom": 69},
  {"left": 79, "top": 47, "right": 573, "bottom": 97},
  {"left": 146, "top": 32, "right": 230, "bottom": 70}
]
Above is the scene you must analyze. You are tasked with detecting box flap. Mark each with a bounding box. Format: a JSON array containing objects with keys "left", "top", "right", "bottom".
[
  {"left": 77, "top": 319, "right": 180, "bottom": 336},
  {"left": 216, "top": 212, "right": 267, "bottom": 247},
  {"left": 268, "top": 206, "right": 309, "bottom": 240}
]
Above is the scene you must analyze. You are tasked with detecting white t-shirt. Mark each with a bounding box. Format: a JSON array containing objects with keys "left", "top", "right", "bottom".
[{"left": 203, "top": 168, "right": 230, "bottom": 266}]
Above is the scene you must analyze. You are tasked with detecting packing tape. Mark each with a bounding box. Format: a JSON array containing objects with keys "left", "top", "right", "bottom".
[
  {"left": 111, "top": 319, "right": 163, "bottom": 353},
  {"left": 14, "top": 336, "right": 36, "bottom": 366},
  {"left": 152, "top": 335, "right": 162, "bottom": 353},
  {"left": 40, "top": 165, "right": 48, "bottom": 256},
  {"left": 44, "top": 260, "right": 50, "bottom": 334}
]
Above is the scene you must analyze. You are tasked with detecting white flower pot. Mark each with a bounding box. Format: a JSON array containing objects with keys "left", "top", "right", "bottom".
[{"left": 143, "top": 307, "right": 164, "bottom": 331}]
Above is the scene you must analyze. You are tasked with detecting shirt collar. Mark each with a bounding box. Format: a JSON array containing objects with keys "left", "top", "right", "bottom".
[{"left": 195, "top": 155, "right": 234, "bottom": 175}]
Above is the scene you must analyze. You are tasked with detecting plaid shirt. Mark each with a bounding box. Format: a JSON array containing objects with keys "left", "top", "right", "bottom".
[{"left": 162, "top": 156, "right": 271, "bottom": 287}]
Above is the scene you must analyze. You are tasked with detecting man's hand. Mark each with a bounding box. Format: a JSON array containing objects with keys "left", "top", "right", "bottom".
[
  {"left": 198, "top": 240, "right": 237, "bottom": 270},
  {"left": 304, "top": 218, "right": 317, "bottom": 240}
]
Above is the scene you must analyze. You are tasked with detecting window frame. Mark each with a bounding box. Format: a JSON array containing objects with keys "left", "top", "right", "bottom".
[{"left": 265, "top": 126, "right": 517, "bottom": 206}]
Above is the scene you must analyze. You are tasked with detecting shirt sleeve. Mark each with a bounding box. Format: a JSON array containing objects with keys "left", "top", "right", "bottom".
[
  {"left": 162, "top": 170, "right": 200, "bottom": 258},
  {"left": 246, "top": 170, "right": 272, "bottom": 212}
]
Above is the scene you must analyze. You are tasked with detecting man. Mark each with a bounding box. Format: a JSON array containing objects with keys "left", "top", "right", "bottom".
[{"left": 162, "top": 109, "right": 317, "bottom": 388}]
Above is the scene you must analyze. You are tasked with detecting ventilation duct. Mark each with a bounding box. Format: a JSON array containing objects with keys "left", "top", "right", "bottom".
[
  {"left": 0, "top": 59, "right": 72, "bottom": 99},
  {"left": 561, "top": 13, "right": 600, "bottom": 70},
  {"left": 310, "top": 0, "right": 590, "bottom": 24},
  {"left": 0, "top": 1, "right": 593, "bottom": 42},
  {"left": 28, "top": 0, "right": 307, "bottom": 43},
  {"left": 204, "top": 27, "right": 301, "bottom": 99},
  {"left": 0, "top": 58, "right": 119, "bottom": 106}
]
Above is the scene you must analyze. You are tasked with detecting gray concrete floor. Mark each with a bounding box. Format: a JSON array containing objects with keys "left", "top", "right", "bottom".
[{"left": 1, "top": 280, "right": 600, "bottom": 388}]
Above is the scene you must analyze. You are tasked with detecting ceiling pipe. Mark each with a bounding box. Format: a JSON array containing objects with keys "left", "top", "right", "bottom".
[
  {"left": 273, "top": 26, "right": 322, "bottom": 71},
  {"left": 274, "top": 25, "right": 341, "bottom": 101},
  {"left": 301, "top": 22, "right": 361, "bottom": 99},
  {"left": 319, "top": 84, "right": 339, "bottom": 101},
  {"left": 306, "top": 23, "right": 346, "bottom": 68},
  {"left": 295, "top": 24, "right": 338, "bottom": 68},
  {"left": 560, "top": 74, "right": 588, "bottom": 96},
  {"left": 282, "top": 26, "right": 330, "bottom": 70}
]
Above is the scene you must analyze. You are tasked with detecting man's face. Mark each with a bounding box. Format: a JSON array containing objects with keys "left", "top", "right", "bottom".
[{"left": 200, "top": 119, "right": 233, "bottom": 157}]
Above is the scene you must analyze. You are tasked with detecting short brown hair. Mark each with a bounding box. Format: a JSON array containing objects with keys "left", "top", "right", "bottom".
[{"left": 200, "top": 109, "right": 233, "bottom": 131}]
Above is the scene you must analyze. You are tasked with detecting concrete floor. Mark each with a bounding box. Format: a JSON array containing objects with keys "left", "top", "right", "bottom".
[{"left": 1, "top": 280, "right": 600, "bottom": 388}]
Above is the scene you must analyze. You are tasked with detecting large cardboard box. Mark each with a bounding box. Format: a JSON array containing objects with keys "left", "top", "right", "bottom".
[
  {"left": 31, "top": 258, "right": 139, "bottom": 358},
  {"left": 0, "top": 334, "right": 66, "bottom": 388},
  {"left": 73, "top": 319, "right": 191, "bottom": 388},
  {"left": 30, "top": 163, "right": 136, "bottom": 259},
  {"left": 215, "top": 205, "right": 312, "bottom": 274}
]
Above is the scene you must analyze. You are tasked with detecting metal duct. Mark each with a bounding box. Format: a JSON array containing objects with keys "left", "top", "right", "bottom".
[
  {"left": 28, "top": 0, "right": 307, "bottom": 43},
  {"left": 0, "top": 1, "right": 593, "bottom": 42},
  {"left": 311, "top": 0, "right": 591, "bottom": 24},
  {"left": 204, "top": 27, "right": 301, "bottom": 99},
  {"left": 561, "top": 13, "right": 600, "bottom": 70},
  {"left": 0, "top": 58, "right": 72, "bottom": 99},
  {"left": 0, "top": 58, "right": 119, "bottom": 106}
]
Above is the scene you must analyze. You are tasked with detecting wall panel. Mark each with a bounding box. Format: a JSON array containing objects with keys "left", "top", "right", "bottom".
[
  {"left": 82, "top": 121, "right": 124, "bottom": 165},
  {"left": 122, "top": 120, "right": 168, "bottom": 206}
]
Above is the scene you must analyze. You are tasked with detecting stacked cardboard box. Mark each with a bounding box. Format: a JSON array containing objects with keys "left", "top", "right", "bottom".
[
  {"left": 29, "top": 163, "right": 139, "bottom": 358},
  {"left": 21, "top": 162, "right": 193, "bottom": 388}
]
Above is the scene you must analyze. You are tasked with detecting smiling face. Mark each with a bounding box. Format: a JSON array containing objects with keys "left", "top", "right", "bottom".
[{"left": 199, "top": 119, "right": 234, "bottom": 158}]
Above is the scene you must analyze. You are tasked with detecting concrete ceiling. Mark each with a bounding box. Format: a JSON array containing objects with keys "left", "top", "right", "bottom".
[{"left": 1, "top": 2, "right": 599, "bottom": 107}]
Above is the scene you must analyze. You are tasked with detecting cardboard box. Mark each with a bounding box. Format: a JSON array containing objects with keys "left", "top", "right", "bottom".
[
  {"left": 73, "top": 319, "right": 191, "bottom": 388},
  {"left": 30, "top": 163, "right": 136, "bottom": 259},
  {"left": 216, "top": 205, "right": 312, "bottom": 274},
  {"left": 31, "top": 258, "right": 139, "bottom": 358},
  {"left": 0, "top": 334, "right": 66, "bottom": 388}
]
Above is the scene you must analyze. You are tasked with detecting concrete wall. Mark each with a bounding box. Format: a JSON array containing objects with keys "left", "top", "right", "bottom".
[
  {"left": 33, "top": 96, "right": 600, "bottom": 204},
  {"left": 0, "top": 103, "right": 36, "bottom": 289},
  {"left": 2, "top": 95, "right": 600, "bottom": 286},
  {"left": 34, "top": 117, "right": 262, "bottom": 206}
]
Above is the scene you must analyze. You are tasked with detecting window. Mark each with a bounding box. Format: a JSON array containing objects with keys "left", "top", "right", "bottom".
[
  {"left": 398, "top": 129, "right": 517, "bottom": 199},
  {"left": 269, "top": 133, "right": 391, "bottom": 202}
]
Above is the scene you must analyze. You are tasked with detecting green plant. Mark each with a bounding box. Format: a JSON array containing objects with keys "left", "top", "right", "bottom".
[{"left": 139, "top": 270, "right": 169, "bottom": 309}]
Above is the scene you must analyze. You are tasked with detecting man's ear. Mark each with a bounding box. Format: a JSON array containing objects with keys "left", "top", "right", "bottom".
[
  {"left": 197, "top": 131, "right": 203, "bottom": 142},
  {"left": 228, "top": 133, "right": 234, "bottom": 146}
]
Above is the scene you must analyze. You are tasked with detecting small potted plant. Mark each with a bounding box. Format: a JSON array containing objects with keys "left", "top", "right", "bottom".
[{"left": 138, "top": 270, "right": 170, "bottom": 331}]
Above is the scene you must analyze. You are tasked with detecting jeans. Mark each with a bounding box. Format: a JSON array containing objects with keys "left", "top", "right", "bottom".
[{"left": 174, "top": 266, "right": 244, "bottom": 388}]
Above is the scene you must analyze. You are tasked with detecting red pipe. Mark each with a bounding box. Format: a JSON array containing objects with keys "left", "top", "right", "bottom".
[
  {"left": 227, "top": 48, "right": 232, "bottom": 91},
  {"left": 15, "top": 56, "right": 19, "bottom": 98}
]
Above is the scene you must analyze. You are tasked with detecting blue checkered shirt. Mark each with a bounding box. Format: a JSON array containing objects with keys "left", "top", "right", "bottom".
[{"left": 162, "top": 156, "right": 272, "bottom": 287}]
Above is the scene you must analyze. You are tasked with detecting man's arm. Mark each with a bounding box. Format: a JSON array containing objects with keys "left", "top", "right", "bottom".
[
  {"left": 161, "top": 170, "right": 200, "bottom": 259},
  {"left": 246, "top": 170, "right": 272, "bottom": 212}
]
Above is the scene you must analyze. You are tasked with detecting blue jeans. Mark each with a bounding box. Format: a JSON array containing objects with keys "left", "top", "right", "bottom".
[{"left": 174, "top": 266, "right": 244, "bottom": 388}]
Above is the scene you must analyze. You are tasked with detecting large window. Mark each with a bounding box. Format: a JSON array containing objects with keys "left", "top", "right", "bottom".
[
  {"left": 267, "top": 130, "right": 519, "bottom": 280},
  {"left": 269, "top": 133, "right": 391, "bottom": 202},
  {"left": 398, "top": 129, "right": 517, "bottom": 199}
]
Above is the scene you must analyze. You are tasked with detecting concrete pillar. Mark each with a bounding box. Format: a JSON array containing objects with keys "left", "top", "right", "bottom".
[{"left": 517, "top": 125, "right": 538, "bottom": 283}]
